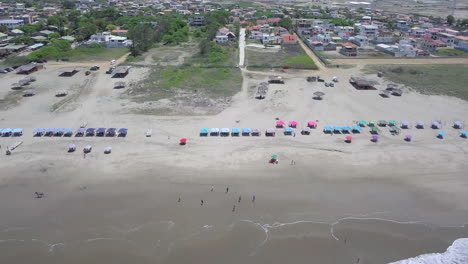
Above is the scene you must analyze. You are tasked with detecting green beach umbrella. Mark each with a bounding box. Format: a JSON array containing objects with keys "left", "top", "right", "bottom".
[
  {"left": 378, "top": 120, "right": 388, "bottom": 126},
  {"left": 389, "top": 120, "right": 397, "bottom": 126},
  {"left": 368, "top": 121, "right": 376, "bottom": 127},
  {"left": 359, "top": 120, "right": 366, "bottom": 125},
  {"left": 271, "top": 155, "right": 278, "bottom": 159}
]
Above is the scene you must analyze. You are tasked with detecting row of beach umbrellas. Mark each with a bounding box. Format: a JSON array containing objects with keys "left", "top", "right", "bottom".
[
  {"left": 357, "top": 120, "right": 463, "bottom": 129},
  {"left": 0, "top": 128, "right": 23, "bottom": 136},
  {"left": 33, "top": 128, "right": 128, "bottom": 137}
]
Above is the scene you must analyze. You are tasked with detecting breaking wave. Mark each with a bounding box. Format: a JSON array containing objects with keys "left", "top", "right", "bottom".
[{"left": 390, "top": 238, "right": 468, "bottom": 264}]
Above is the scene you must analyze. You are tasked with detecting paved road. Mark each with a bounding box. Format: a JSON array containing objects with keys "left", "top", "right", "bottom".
[{"left": 238, "top": 28, "right": 246, "bottom": 67}]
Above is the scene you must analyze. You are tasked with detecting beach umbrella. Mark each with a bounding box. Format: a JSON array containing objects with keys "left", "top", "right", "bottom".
[
  {"left": 276, "top": 120, "right": 285, "bottom": 127},
  {"left": 454, "top": 121, "right": 463, "bottom": 129},
  {"left": 308, "top": 121, "right": 317, "bottom": 128},
  {"left": 461, "top": 131, "right": 468, "bottom": 138},
  {"left": 334, "top": 126, "right": 343, "bottom": 131},
  {"left": 437, "top": 132, "right": 446, "bottom": 138},
  {"left": 345, "top": 136, "right": 352, "bottom": 142},
  {"left": 358, "top": 120, "right": 366, "bottom": 126},
  {"left": 200, "top": 128, "right": 209, "bottom": 134},
  {"left": 389, "top": 120, "right": 397, "bottom": 126},
  {"left": 68, "top": 144, "right": 76, "bottom": 152},
  {"left": 405, "top": 135, "right": 412, "bottom": 141},
  {"left": 378, "top": 120, "right": 388, "bottom": 126},
  {"left": 271, "top": 155, "right": 278, "bottom": 159},
  {"left": 324, "top": 126, "right": 333, "bottom": 132},
  {"left": 104, "top": 146, "right": 112, "bottom": 153},
  {"left": 289, "top": 121, "right": 298, "bottom": 127},
  {"left": 313, "top": 91, "right": 325, "bottom": 97},
  {"left": 343, "top": 126, "right": 352, "bottom": 132},
  {"left": 371, "top": 135, "right": 379, "bottom": 142},
  {"left": 180, "top": 138, "right": 187, "bottom": 144},
  {"left": 401, "top": 121, "right": 411, "bottom": 128},
  {"left": 431, "top": 121, "right": 441, "bottom": 129},
  {"left": 232, "top": 128, "right": 240, "bottom": 134},
  {"left": 416, "top": 122, "right": 425, "bottom": 128}
]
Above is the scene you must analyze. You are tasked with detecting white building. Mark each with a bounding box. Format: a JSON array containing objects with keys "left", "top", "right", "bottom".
[
  {"left": 454, "top": 36, "right": 468, "bottom": 51},
  {"left": 394, "top": 40, "right": 416, "bottom": 57},
  {"left": 335, "top": 26, "right": 354, "bottom": 34},
  {"left": 88, "top": 32, "right": 131, "bottom": 48},
  {"left": 0, "top": 19, "right": 24, "bottom": 30},
  {"left": 359, "top": 25, "right": 379, "bottom": 38}
]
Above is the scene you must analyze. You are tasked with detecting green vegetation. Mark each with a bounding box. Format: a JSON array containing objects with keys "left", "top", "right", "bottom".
[
  {"left": 247, "top": 45, "right": 318, "bottom": 69},
  {"left": 282, "top": 56, "right": 317, "bottom": 69},
  {"left": 432, "top": 48, "right": 467, "bottom": 57},
  {"left": 363, "top": 65, "right": 468, "bottom": 101}
]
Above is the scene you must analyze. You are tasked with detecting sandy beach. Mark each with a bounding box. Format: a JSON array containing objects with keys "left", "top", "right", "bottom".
[{"left": 1, "top": 42, "right": 468, "bottom": 264}]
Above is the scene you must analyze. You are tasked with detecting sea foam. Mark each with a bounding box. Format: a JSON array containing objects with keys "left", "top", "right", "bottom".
[{"left": 390, "top": 238, "right": 468, "bottom": 264}]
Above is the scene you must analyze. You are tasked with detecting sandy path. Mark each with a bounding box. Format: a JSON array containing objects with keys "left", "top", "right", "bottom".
[
  {"left": 333, "top": 57, "right": 468, "bottom": 66},
  {"left": 239, "top": 28, "right": 246, "bottom": 67}
]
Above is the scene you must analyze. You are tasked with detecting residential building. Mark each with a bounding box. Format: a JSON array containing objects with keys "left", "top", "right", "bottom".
[
  {"left": 0, "top": 19, "right": 24, "bottom": 29},
  {"left": 0, "top": 32, "right": 7, "bottom": 42},
  {"left": 340, "top": 42, "right": 358, "bottom": 56},
  {"left": 375, "top": 30, "right": 395, "bottom": 43},
  {"left": 396, "top": 20, "right": 410, "bottom": 31},
  {"left": 310, "top": 41, "right": 324, "bottom": 51},
  {"left": 350, "top": 35, "right": 369, "bottom": 47},
  {"left": 280, "top": 34, "right": 298, "bottom": 46},
  {"left": 359, "top": 25, "right": 379, "bottom": 38},
  {"left": 454, "top": 36, "right": 468, "bottom": 52},
  {"left": 111, "top": 29, "right": 128, "bottom": 36},
  {"left": 436, "top": 32, "right": 456, "bottom": 46},
  {"left": 215, "top": 28, "right": 236, "bottom": 44},
  {"left": 335, "top": 26, "right": 354, "bottom": 34},
  {"left": 190, "top": 16, "right": 205, "bottom": 26},
  {"left": 88, "top": 32, "right": 131, "bottom": 48},
  {"left": 394, "top": 39, "right": 416, "bottom": 57}
]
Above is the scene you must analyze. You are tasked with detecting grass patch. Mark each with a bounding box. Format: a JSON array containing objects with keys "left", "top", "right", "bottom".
[
  {"left": 282, "top": 56, "right": 317, "bottom": 69},
  {"left": 66, "top": 47, "right": 128, "bottom": 62},
  {"left": 129, "top": 66, "right": 242, "bottom": 102},
  {"left": 246, "top": 45, "right": 318, "bottom": 69},
  {"left": 363, "top": 64, "right": 468, "bottom": 100},
  {"left": 0, "top": 90, "right": 24, "bottom": 110},
  {"left": 432, "top": 48, "right": 468, "bottom": 57}
]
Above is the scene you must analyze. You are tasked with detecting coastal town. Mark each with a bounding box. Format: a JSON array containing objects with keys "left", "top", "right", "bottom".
[{"left": 0, "top": 0, "right": 468, "bottom": 264}]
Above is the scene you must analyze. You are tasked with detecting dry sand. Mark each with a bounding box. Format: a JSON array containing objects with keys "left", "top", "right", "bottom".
[{"left": 1, "top": 47, "right": 468, "bottom": 263}]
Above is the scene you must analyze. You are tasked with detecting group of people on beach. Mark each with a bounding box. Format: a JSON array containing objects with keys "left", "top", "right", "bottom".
[{"left": 177, "top": 186, "right": 255, "bottom": 212}]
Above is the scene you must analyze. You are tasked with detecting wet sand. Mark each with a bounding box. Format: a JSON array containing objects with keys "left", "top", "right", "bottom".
[{"left": 0, "top": 162, "right": 467, "bottom": 264}]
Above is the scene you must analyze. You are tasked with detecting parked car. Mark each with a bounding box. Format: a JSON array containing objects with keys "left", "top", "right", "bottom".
[
  {"left": 5, "top": 67, "right": 14, "bottom": 72},
  {"left": 325, "top": 82, "right": 329, "bottom": 87},
  {"left": 0, "top": 69, "right": 8, "bottom": 73},
  {"left": 106, "top": 66, "right": 116, "bottom": 74},
  {"left": 110, "top": 59, "right": 116, "bottom": 65},
  {"left": 329, "top": 83, "right": 334, "bottom": 87},
  {"left": 317, "top": 76, "right": 324, "bottom": 82},
  {"left": 90, "top": 66, "right": 100, "bottom": 71}
]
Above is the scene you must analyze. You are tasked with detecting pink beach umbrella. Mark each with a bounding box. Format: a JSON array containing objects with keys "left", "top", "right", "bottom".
[
  {"left": 308, "top": 121, "right": 317, "bottom": 128},
  {"left": 276, "top": 120, "right": 285, "bottom": 127},
  {"left": 345, "top": 136, "right": 352, "bottom": 143},
  {"left": 371, "top": 135, "right": 379, "bottom": 142},
  {"left": 289, "top": 121, "right": 299, "bottom": 128}
]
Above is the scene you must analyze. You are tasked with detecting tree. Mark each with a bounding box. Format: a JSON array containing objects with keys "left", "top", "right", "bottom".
[
  {"left": 50, "top": 32, "right": 61, "bottom": 39},
  {"left": 12, "top": 36, "right": 34, "bottom": 45},
  {"left": 279, "top": 17, "right": 293, "bottom": 32},
  {"left": 233, "top": 22, "right": 240, "bottom": 39},
  {"left": 0, "top": 25, "right": 7, "bottom": 33},
  {"left": 106, "top": 24, "right": 117, "bottom": 31},
  {"left": 47, "top": 15, "right": 67, "bottom": 28},
  {"left": 128, "top": 24, "right": 156, "bottom": 56},
  {"left": 62, "top": 0, "right": 76, "bottom": 9},
  {"left": 447, "top": 15, "right": 455, "bottom": 25}
]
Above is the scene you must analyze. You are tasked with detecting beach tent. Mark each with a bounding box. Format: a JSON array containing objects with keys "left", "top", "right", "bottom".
[
  {"left": 378, "top": 120, "right": 388, "bottom": 127},
  {"left": 405, "top": 135, "right": 412, "bottom": 142},
  {"left": 308, "top": 121, "right": 317, "bottom": 128},
  {"left": 301, "top": 127, "right": 311, "bottom": 135},
  {"left": 284, "top": 127, "right": 294, "bottom": 135},
  {"left": 54, "top": 128, "right": 64, "bottom": 136},
  {"left": 83, "top": 145, "right": 92, "bottom": 153},
  {"left": 345, "top": 136, "right": 352, "bottom": 143},
  {"left": 461, "top": 131, "right": 468, "bottom": 138},
  {"left": 401, "top": 122, "right": 411, "bottom": 129},
  {"left": 33, "top": 128, "right": 45, "bottom": 136},
  {"left": 1, "top": 128, "right": 12, "bottom": 136},
  {"left": 371, "top": 135, "right": 379, "bottom": 142},
  {"left": 358, "top": 120, "right": 367, "bottom": 127},
  {"left": 232, "top": 128, "right": 240, "bottom": 136},
  {"left": 200, "top": 128, "right": 209, "bottom": 136},
  {"left": 437, "top": 132, "right": 446, "bottom": 139},
  {"left": 105, "top": 128, "right": 116, "bottom": 137},
  {"left": 323, "top": 126, "right": 333, "bottom": 133},
  {"left": 12, "top": 128, "right": 23, "bottom": 136},
  {"left": 266, "top": 128, "right": 276, "bottom": 136},
  {"left": 333, "top": 126, "right": 343, "bottom": 133},
  {"left": 64, "top": 128, "right": 73, "bottom": 136},
  {"left": 221, "top": 128, "right": 230, "bottom": 136},
  {"left": 210, "top": 128, "right": 220, "bottom": 136},
  {"left": 252, "top": 128, "right": 261, "bottom": 136},
  {"left": 389, "top": 120, "right": 397, "bottom": 126},
  {"left": 96, "top": 128, "right": 106, "bottom": 136},
  {"left": 276, "top": 120, "right": 285, "bottom": 128},
  {"left": 289, "top": 121, "right": 298, "bottom": 128},
  {"left": 352, "top": 125, "right": 362, "bottom": 133},
  {"left": 431, "top": 122, "right": 441, "bottom": 129},
  {"left": 416, "top": 122, "right": 425, "bottom": 129},
  {"left": 453, "top": 121, "right": 463, "bottom": 129},
  {"left": 104, "top": 147, "right": 112, "bottom": 154},
  {"left": 179, "top": 138, "right": 187, "bottom": 145},
  {"left": 118, "top": 128, "right": 128, "bottom": 137},
  {"left": 343, "top": 126, "right": 352, "bottom": 133},
  {"left": 86, "top": 128, "right": 96, "bottom": 136},
  {"left": 242, "top": 128, "right": 251, "bottom": 136},
  {"left": 75, "top": 128, "right": 85, "bottom": 136},
  {"left": 68, "top": 144, "right": 76, "bottom": 152},
  {"left": 371, "top": 127, "right": 380, "bottom": 134}
]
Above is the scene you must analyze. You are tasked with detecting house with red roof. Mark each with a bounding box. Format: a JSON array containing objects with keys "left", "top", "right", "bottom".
[
  {"left": 257, "top": 20, "right": 267, "bottom": 25},
  {"left": 267, "top": 18, "right": 281, "bottom": 26},
  {"left": 111, "top": 29, "right": 128, "bottom": 36},
  {"left": 280, "top": 34, "right": 298, "bottom": 46},
  {"left": 340, "top": 42, "right": 358, "bottom": 56}
]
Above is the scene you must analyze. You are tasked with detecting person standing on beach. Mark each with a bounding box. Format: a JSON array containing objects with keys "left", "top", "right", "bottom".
[
  {"left": 226, "top": 187, "right": 229, "bottom": 193},
  {"left": 211, "top": 186, "right": 214, "bottom": 192},
  {"left": 238, "top": 196, "right": 241, "bottom": 203},
  {"left": 232, "top": 205, "right": 236, "bottom": 212},
  {"left": 201, "top": 200, "right": 204, "bottom": 206},
  {"left": 178, "top": 196, "right": 181, "bottom": 203},
  {"left": 252, "top": 195, "right": 255, "bottom": 202}
]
